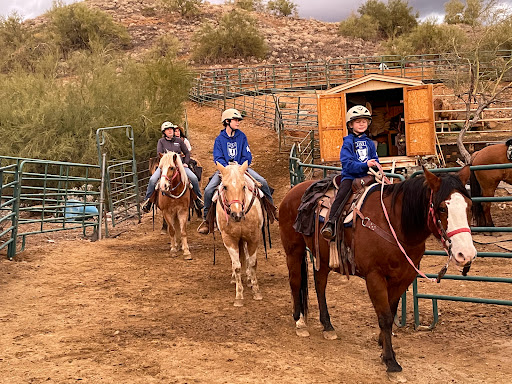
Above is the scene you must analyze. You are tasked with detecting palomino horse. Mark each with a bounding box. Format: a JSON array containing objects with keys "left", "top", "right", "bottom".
[
  {"left": 470, "top": 138, "right": 512, "bottom": 227},
  {"left": 216, "top": 161, "right": 264, "bottom": 306},
  {"left": 279, "top": 167, "right": 476, "bottom": 372},
  {"left": 157, "top": 152, "right": 192, "bottom": 259}
]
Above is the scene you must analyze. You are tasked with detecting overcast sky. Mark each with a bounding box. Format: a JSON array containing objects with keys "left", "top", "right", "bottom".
[{"left": 1, "top": 0, "right": 511, "bottom": 22}]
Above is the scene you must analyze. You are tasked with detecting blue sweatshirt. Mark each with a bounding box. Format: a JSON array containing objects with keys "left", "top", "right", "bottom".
[
  {"left": 213, "top": 129, "right": 252, "bottom": 167},
  {"left": 340, "top": 133, "right": 379, "bottom": 180}
]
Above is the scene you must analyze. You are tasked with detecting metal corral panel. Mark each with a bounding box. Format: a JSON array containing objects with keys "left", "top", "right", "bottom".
[
  {"left": 404, "top": 84, "right": 435, "bottom": 156},
  {"left": 317, "top": 94, "right": 346, "bottom": 162}
]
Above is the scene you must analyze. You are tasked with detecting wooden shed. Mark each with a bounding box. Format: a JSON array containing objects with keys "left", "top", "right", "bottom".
[{"left": 317, "top": 74, "right": 435, "bottom": 169}]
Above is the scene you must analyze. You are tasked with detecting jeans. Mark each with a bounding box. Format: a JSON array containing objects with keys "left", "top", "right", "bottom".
[
  {"left": 202, "top": 168, "right": 274, "bottom": 219},
  {"left": 145, "top": 166, "right": 202, "bottom": 200}
]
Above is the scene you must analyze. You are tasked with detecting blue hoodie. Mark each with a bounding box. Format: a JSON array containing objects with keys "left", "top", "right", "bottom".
[
  {"left": 339, "top": 133, "right": 379, "bottom": 180},
  {"left": 213, "top": 129, "right": 252, "bottom": 167}
]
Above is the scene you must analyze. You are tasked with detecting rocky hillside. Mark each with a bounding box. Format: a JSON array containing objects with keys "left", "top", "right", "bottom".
[{"left": 27, "top": 0, "right": 380, "bottom": 66}]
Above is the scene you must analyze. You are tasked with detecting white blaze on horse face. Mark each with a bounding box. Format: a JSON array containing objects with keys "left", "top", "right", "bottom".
[
  {"left": 446, "top": 192, "right": 477, "bottom": 267},
  {"left": 159, "top": 165, "right": 170, "bottom": 190}
]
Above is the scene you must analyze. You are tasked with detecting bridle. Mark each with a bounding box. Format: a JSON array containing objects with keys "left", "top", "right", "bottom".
[
  {"left": 218, "top": 182, "right": 258, "bottom": 222},
  {"left": 427, "top": 191, "right": 472, "bottom": 280},
  {"left": 160, "top": 167, "right": 187, "bottom": 199}
]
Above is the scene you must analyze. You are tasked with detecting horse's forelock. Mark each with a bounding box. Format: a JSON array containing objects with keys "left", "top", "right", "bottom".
[{"left": 159, "top": 152, "right": 187, "bottom": 183}]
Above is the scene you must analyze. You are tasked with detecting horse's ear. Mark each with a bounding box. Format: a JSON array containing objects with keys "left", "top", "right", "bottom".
[
  {"left": 240, "top": 160, "right": 249, "bottom": 173},
  {"left": 159, "top": 153, "right": 163, "bottom": 158},
  {"left": 458, "top": 165, "right": 471, "bottom": 186},
  {"left": 216, "top": 162, "right": 225, "bottom": 173},
  {"left": 423, "top": 166, "right": 441, "bottom": 192},
  {"left": 172, "top": 152, "right": 177, "bottom": 163}
]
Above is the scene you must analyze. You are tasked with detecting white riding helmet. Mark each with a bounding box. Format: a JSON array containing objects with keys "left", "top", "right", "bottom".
[
  {"left": 161, "top": 121, "right": 177, "bottom": 133},
  {"left": 221, "top": 108, "right": 244, "bottom": 123},
  {"left": 346, "top": 105, "right": 372, "bottom": 128}
]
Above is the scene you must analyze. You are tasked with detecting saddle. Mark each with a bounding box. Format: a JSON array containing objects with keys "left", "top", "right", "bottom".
[
  {"left": 149, "top": 179, "right": 200, "bottom": 216},
  {"left": 311, "top": 175, "right": 377, "bottom": 275}
]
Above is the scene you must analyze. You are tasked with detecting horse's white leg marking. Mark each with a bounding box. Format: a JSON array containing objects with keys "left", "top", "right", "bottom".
[
  {"left": 225, "top": 245, "right": 243, "bottom": 306},
  {"left": 295, "top": 313, "right": 310, "bottom": 337},
  {"left": 245, "top": 242, "right": 262, "bottom": 300},
  {"left": 178, "top": 209, "right": 191, "bottom": 259},
  {"left": 165, "top": 214, "right": 177, "bottom": 255}
]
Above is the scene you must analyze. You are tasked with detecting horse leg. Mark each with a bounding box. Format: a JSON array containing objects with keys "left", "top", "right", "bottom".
[
  {"left": 224, "top": 237, "right": 244, "bottom": 306},
  {"left": 163, "top": 213, "right": 177, "bottom": 255},
  {"left": 481, "top": 182, "right": 499, "bottom": 230},
  {"left": 313, "top": 266, "right": 337, "bottom": 340},
  {"left": 286, "top": 243, "right": 309, "bottom": 337},
  {"left": 244, "top": 240, "right": 262, "bottom": 301},
  {"left": 366, "top": 271, "right": 402, "bottom": 372},
  {"left": 177, "top": 209, "right": 191, "bottom": 259}
]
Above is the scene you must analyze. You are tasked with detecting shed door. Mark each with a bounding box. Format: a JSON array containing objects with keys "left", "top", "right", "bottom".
[
  {"left": 404, "top": 84, "right": 435, "bottom": 156},
  {"left": 317, "top": 94, "right": 346, "bottom": 162}
]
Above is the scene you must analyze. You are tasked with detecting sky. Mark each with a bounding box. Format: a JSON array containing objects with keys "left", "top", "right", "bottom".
[{"left": 1, "top": 0, "right": 511, "bottom": 22}]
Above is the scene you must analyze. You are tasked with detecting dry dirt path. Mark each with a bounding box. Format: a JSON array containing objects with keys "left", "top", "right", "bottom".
[{"left": 0, "top": 103, "right": 511, "bottom": 383}]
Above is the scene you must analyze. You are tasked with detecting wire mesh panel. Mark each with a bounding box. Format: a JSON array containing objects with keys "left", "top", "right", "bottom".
[{"left": 0, "top": 163, "right": 19, "bottom": 259}]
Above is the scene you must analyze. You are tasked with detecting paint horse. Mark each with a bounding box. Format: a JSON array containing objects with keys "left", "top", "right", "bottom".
[
  {"left": 216, "top": 161, "right": 264, "bottom": 306},
  {"left": 470, "top": 138, "right": 512, "bottom": 227},
  {"left": 279, "top": 167, "right": 476, "bottom": 372},
  {"left": 157, "top": 152, "right": 192, "bottom": 259}
]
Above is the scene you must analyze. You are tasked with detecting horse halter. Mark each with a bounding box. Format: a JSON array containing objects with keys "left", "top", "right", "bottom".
[
  {"left": 219, "top": 183, "right": 257, "bottom": 222},
  {"left": 427, "top": 191, "right": 472, "bottom": 281},
  {"left": 161, "top": 167, "right": 187, "bottom": 199}
]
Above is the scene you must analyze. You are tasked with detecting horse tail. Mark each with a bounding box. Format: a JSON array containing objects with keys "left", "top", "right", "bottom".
[
  {"left": 469, "top": 167, "right": 484, "bottom": 225},
  {"left": 300, "top": 248, "right": 309, "bottom": 320}
]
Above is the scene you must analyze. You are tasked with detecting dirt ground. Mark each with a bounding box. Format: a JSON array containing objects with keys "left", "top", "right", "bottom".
[{"left": 1, "top": 103, "right": 511, "bottom": 384}]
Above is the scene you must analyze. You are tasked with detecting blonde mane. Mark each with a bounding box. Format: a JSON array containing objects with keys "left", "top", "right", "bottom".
[{"left": 159, "top": 151, "right": 188, "bottom": 185}]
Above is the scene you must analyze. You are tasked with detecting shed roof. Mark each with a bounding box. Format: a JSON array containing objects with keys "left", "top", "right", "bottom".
[{"left": 322, "top": 74, "right": 424, "bottom": 95}]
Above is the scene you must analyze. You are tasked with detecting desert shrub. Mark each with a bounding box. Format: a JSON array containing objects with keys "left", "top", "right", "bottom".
[
  {"left": 233, "top": 0, "right": 263, "bottom": 12},
  {"left": 0, "top": 51, "right": 193, "bottom": 164},
  {"left": 47, "top": 2, "right": 130, "bottom": 54},
  {"left": 338, "top": 13, "right": 379, "bottom": 41},
  {"left": 357, "top": 0, "right": 418, "bottom": 39},
  {"left": 266, "top": 0, "right": 298, "bottom": 17},
  {"left": 192, "top": 9, "right": 267, "bottom": 63},
  {"left": 383, "top": 19, "right": 467, "bottom": 55},
  {"left": 160, "top": 0, "right": 203, "bottom": 17},
  {"left": 146, "top": 34, "right": 181, "bottom": 60}
]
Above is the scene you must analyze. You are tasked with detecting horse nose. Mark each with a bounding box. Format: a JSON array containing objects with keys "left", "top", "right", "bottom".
[
  {"left": 453, "top": 248, "right": 477, "bottom": 267},
  {"left": 231, "top": 212, "right": 243, "bottom": 222}
]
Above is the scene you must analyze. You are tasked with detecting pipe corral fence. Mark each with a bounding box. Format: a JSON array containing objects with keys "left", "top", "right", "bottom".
[
  {"left": 190, "top": 53, "right": 512, "bottom": 165},
  {"left": 0, "top": 125, "right": 150, "bottom": 260},
  {"left": 288, "top": 149, "right": 512, "bottom": 329}
]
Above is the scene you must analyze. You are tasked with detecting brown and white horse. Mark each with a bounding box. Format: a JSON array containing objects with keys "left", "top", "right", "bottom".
[
  {"left": 216, "top": 161, "right": 264, "bottom": 306},
  {"left": 158, "top": 152, "right": 192, "bottom": 259}
]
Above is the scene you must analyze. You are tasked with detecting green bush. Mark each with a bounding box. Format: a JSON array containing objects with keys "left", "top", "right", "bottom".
[
  {"left": 382, "top": 19, "right": 467, "bottom": 55},
  {"left": 47, "top": 2, "right": 130, "bottom": 54},
  {"left": 267, "top": 0, "right": 298, "bottom": 17},
  {"left": 160, "top": 0, "right": 203, "bottom": 17},
  {"left": 233, "top": 0, "right": 263, "bottom": 12},
  {"left": 192, "top": 9, "right": 267, "bottom": 63},
  {"left": 146, "top": 34, "right": 181, "bottom": 60},
  {"left": 0, "top": 51, "right": 193, "bottom": 164},
  {"left": 357, "top": 0, "right": 418, "bottom": 39},
  {"left": 338, "top": 13, "right": 379, "bottom": 41}
]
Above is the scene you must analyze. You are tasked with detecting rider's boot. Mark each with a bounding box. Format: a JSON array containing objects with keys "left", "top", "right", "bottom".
[
  {"left": 321, "top": 220, "right": 335, "bottom": 241},
  {"left": 197, "top": 220, "right": 209, "bottom": 235},
  {"left": 141, "top": 199, "right": 152, "bottom": 213}
]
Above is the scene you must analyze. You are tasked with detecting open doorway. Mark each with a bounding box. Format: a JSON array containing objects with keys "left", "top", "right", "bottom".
[{"left": 345, "top": 88, "right": 405, "bottom": 157}]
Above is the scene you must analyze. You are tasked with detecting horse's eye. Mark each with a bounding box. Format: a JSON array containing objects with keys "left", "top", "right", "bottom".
[
  {"left": 439, "top": 207, "right": 447, "bottom": 214},
  {"left": 170, "top": 167, "right": 175, "bottom": 170},
  {"left": 223, "top": 185, "right": 227, "bottom": 190}
]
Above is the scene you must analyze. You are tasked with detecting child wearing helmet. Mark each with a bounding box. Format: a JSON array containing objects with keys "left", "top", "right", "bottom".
[
  {"left": 197, "top": 108, "right": 274, "bottom": 235},
  {"left": 141, "top": 121, "right": 203, "bottom": 213},
  {"left": 320, "top": 105, "right": 380, "bottom": 240}
]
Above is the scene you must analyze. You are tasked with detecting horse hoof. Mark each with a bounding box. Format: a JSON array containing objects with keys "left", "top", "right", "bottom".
[
  {"left": 385, "top": 361, "right": 403, "bottom": 373},
  {"left": 322, "top": 330, "right": 338, "bottom": 340},
  {"left": 387, "top": 372, "right": 406, "bottom": 382},
  {"left": 253, "top": 292, "right": 263, "bottom": 301},
  {"left": 183, "top": 254, "right": 192, "bottom": 260},
  {"left": 295, "top": 328, "right": 310, "bottom": 337},
  {"left": 233, "top": 299, "right": 244, "bottom": 307}
]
